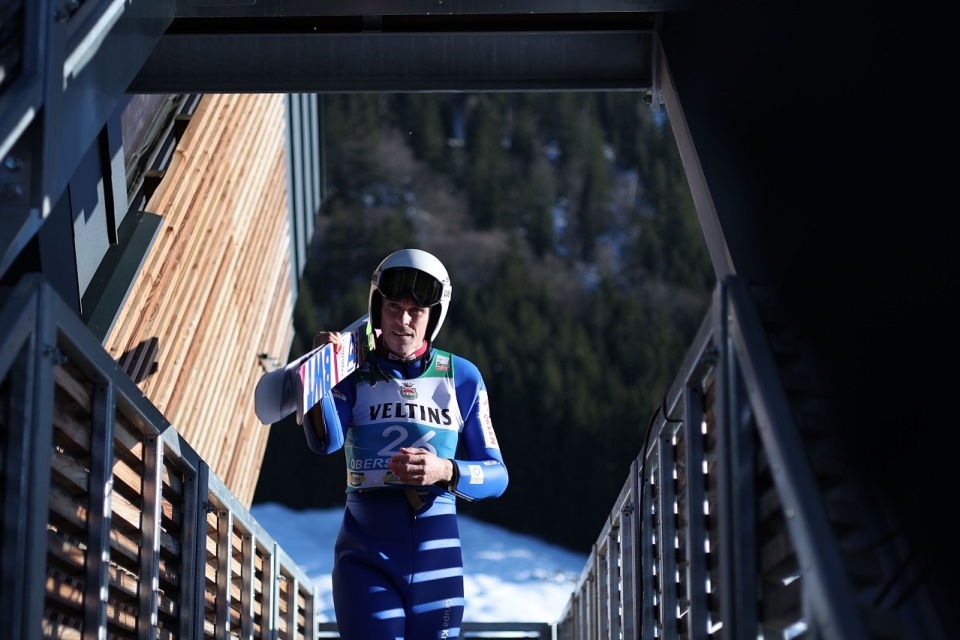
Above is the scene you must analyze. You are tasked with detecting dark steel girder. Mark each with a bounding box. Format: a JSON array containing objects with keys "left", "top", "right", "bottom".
[
  {"left": 130, "top": 31, "right": 656, "bottom": 94},
  {"left": 130, "top": 11, "right": 661, "bottom": 94}
]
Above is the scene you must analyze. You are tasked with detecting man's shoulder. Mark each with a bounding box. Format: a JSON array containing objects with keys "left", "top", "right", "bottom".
[
  {"left": 450, "top": 353, "right": 479, "bottom": 369},
  {"left": 434, "top": 350, "right": 482, "bottom": 382}
]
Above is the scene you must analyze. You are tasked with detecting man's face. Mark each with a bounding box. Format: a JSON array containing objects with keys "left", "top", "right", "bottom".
[{"left": 380, "top": 295, "right": 430, "bottom": 358}]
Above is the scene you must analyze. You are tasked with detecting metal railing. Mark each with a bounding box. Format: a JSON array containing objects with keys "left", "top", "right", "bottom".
[
  {"left": 553, "top": 275, "right": 916, "bottom": 639},
  {"left": 0, "top": 275, "right": 316, "bottom": 639}
]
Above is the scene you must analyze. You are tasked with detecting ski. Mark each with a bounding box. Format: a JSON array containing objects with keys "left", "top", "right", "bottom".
[{"left": 254, "top": 314, "right": 373, "bottom": 425}]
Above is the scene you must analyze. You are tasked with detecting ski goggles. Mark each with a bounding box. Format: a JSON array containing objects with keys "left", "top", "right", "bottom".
[{"left": 376, "top": 267, "right": 444, "bottom": 307}]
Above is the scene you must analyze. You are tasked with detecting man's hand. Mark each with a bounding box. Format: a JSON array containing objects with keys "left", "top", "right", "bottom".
[
  {"left": 313, "top": 331, "right": 341, "bottom": 350},
  {"left": 388, "top": 447, "right": 453, "bottom": 486}
]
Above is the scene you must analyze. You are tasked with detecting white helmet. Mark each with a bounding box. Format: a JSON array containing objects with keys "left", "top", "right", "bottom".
[{"left": 369, "top": 249, "right": 452, "bottom": 343}]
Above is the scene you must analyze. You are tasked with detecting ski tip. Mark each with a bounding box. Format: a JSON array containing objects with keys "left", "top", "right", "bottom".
[
  {"left": 254, "top": 368, "right": 298, "bottom": 425},
  {"left": 254, "top": 369, "right": 286, "bottom": 425}
]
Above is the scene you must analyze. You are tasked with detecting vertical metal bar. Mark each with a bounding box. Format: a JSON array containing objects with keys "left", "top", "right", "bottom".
[
  {"left": 0, "top": 283, "right": 45, "bottom": 640},
  {"left": 287, "top": 575, "right": 299, "bottom": 639},
  {"left": 728, "top": 304, "right": 758, "bottom": 635},
  {"left": 179, "top": 462, "right": 209, "bottom": 638},
  {"left": 657, "top": 435, "right": 679, "bottom": 639},
  {"left": 639, "top": 464, "right": 657, "bottom": 640},
  {"left": 216, "top": 506, "right": 233, "bottom": 640},
  {"left": 573, "top": 592, "right": 583, "bottom": 640},
  {"left": 581, "top": 569, "right": 592, "bottom": 640},
  {"left": 605, "top": 523, "right": 621, "bottom": 640},
  {"left": 307, "top": 94, "right": 322, "bottom": 230},
  {"left": 714, "top": 283, "right": 737, "bottom": 636},
  {"left": 596, "top": 535, "right": 609, "bottom": 639},
  {"left": 577, "top": 588, "right": 586, "bottom": 640},
  {"left": 22, "top": 282, "right": 58, "bottom": 640},
  {"left": 620, "top": 460, "right": 640, "bottom": 640},
  {"left": 41, "top": 0, "right": 69, "bottom": 205},
  {"left": 84, "top": 381, "right": 115, "bottom": 639},
  {"left": 138, "top": 433, "right": 163, "bottom": 639},
  {"left": 0, "top": 303, "right": 32, "bottom": 639},
  {"left": 303, "top": 587, "right": 317, "bottom": 640},
  {"left": 567, "top": 591, "right": 576, "bottom": 640},
  {"left": 240, "top": 530, "right": 255, "bottom": 639},
  {"left": 682, "top": 386, "right": 709, "bottom": 639},
  {"left": 286, "top": 93, "right": 307, "bottom": 282},
  {"left": 263, "top": 543, "right": 277, "bottom": 639},
  {"left": 716, "top": 279, "right": 758, "bottom": 637}
]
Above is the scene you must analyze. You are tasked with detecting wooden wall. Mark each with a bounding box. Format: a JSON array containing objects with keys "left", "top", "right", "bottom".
[{"left": 104, "top": 93, "right": 296, "bottom": 506}]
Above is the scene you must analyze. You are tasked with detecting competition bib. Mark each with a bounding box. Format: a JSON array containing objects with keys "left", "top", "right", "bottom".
[{"left": 344, "top": 352, "right": 462, "bottom": 490}]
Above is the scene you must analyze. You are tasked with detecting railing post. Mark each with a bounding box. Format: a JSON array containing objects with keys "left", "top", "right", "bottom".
[
  {"left": 682, "top": 385, "right": 709, "bottom": 639},
  {"left": 638, "top": 460, "right": 657, "bottom": 640},
  {"left": 0, "top": 277, "right": 56, "bottom": 640},
  {"left": 216, "top": 505, "right": 234, "bottom": 640},
  {"left": 137, "top": 433, "right": 163, "bottom": 639},
  {"left": 181, "top": 462, "right": 210, "bottom": 637},
  {"left": 619, "top": 461, "right": 640, "bottom": 639},
  {"left": 240, "top": 531, "right": 256, "bottom": 639},
  {"left": 263, "top": 543, "right": 278, "bottom": 638}
]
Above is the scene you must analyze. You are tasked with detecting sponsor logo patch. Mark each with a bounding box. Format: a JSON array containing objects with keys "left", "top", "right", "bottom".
[
  {"left": 399, "top": 381, "right": 418, "bottom": 400},
  {"left": 436, "top": 354, "right": 451, "bottom": 372},
  {"left": 468, "top": 464, "right": 485, "bottom": 484},
  {"left": 478, "top": 391, "right": 498, "bottom": 449}
]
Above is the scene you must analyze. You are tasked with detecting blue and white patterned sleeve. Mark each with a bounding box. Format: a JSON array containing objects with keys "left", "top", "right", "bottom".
[
  {"left": 447, "top": 355, "right": 509, "bottom": 501},
  {"left": 302, "top": 379, "right": 354, "bottom": 455}
]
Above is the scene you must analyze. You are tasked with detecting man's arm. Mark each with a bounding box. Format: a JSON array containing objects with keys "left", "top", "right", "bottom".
[
  {"left": 448, "top": 355, "right": 509, "bottom": 501},
  {"left": 303, "top": 332, "right": 347, "bottom": 454}
]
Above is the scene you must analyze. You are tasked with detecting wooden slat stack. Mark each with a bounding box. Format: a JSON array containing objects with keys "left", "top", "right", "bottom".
[{"left": 104, "top": 93, "right": 296, "bottom": 506}]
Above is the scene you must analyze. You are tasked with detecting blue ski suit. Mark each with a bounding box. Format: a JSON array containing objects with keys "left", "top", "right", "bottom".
[{"left": 303, "top": 343, "right": 508, "bottom": 640}]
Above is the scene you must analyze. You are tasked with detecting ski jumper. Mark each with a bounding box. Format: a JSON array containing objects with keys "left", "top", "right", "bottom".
[{"left": 303, "top": 345, "right": 508, "bottom": 640}]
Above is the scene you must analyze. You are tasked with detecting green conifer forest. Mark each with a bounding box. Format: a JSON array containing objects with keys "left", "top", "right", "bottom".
[{"left": 255, "top": 92, "right": 715, "bottom": 554}]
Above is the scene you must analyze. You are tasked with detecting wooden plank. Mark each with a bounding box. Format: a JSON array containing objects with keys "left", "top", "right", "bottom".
[
  {"left": 109, "top": 98, "right": 227, "bottom": 374},
  {"left": 195, "top": 170, "right": 285, "bottom": 479},
  {"left": 102, "top": 93, "right": 295, "bottom": 507},
  {"left": 144, "top": 95, "right": 254, "bottom": 414},
  {"left": 172, "top": 96, "right": 288, "bottom": 496},
  {"left": 173, "top": 95, "right": 284, "bottom": 465},
  {"left": 105, "top": 95, "right": 228, "bottom": 358},
  {"left": 186, "top": 109, "right": 280, "bottom": 469}
]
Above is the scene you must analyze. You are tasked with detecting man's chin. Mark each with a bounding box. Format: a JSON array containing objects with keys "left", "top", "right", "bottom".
[{"left": 384, "top": 339, "right": 414, "bottom": 356}]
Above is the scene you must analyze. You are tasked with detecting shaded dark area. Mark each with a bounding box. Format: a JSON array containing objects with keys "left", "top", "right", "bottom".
[{"left": 658, "top": 0, "right": 958, "bottom": 605}]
